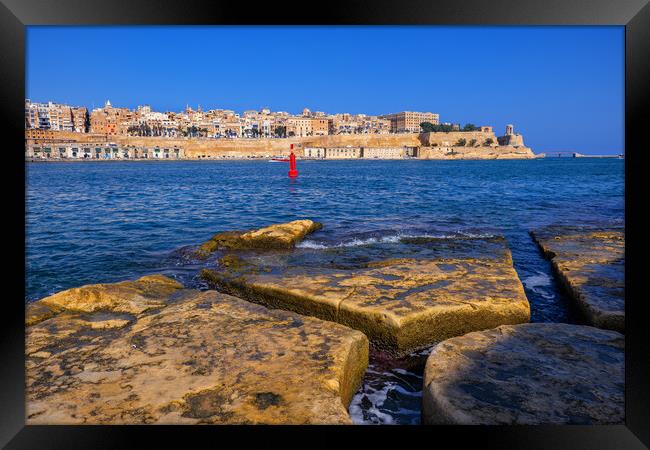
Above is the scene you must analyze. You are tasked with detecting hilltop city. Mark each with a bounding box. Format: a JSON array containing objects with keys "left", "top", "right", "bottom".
[
  {"left": 25, "top": 99, "right": 532, "bottom": 161},
  {"left": 25, "top": 99, "right": 447, "bottom": 137}
]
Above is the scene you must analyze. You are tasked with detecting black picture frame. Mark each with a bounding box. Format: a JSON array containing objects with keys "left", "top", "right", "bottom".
[{"left": 1, "top": 0, "right": 648, "bottom": 447}]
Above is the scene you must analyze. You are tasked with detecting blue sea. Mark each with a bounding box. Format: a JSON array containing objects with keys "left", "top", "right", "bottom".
[{"left": 25, "top": 158, "right": 624, "bottom": 424}]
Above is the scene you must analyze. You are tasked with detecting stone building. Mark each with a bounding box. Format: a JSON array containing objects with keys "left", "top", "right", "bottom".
[
  {"left": 497, "top": 124, "right": 525, "bottom": 147},
  {"left": 287, "top": 117, "right": 313, "bottom": 137},
  {"left": 324, "top": 147, "right": 361, "bottom": 159},
  {"left": 311, "top": 118, "right": 329, "bottom": 136},
  {"left": 361, "top": 147, "right": 405, "bottom": 159},
  {"left": 380, "top": 111, "right": 440, "bottom": 133},
  {"left": 25, "top": 141, "right": 184, "bottom": 160},
  {"left": 71, "top": 107, "right": 89, "bottom": 133},
  {"left": 304, "top": 147, "right": 326, "bottom": 158},
  {"left": 90, "top": 101, "right": 133, "bottom": 135},
  {"left": 25, "top": 100, "right": 84, "bottom": 132}
]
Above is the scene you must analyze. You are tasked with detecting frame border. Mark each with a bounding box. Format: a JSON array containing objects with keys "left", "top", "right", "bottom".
[{"left": 2, "top": 0, "right": 648, "bottom": 447}]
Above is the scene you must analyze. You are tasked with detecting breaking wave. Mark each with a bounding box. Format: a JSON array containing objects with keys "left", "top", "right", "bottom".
[{"left": 297, "top": 231, "right": 498, "bottom": 249}]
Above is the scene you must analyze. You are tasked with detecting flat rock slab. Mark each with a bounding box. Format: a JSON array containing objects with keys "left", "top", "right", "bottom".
[
  {"left": 26, "top": 276, "right": 368, "bottom": 424},
  {"left": 531, "top": 226, "right": 624, "bottom": 332},
  {"left": 201, "top": 236, "right": 530, "bottom": 355},
  {"left": 422, "top": 323, "right": 624, "bottom": 425},
  {"left": 27, "top": 275, "right": 185, "bottom": 325},
  {"left": 195, "top": 219, "right": 323, "bottom": 257}
]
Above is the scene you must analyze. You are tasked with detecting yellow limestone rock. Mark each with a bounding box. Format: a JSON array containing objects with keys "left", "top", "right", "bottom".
[
  {"left": 422, "top": 323, "right": 624, "bottom": 424},
  {"left": 194, "top": 220, "right": 323, "bottom": 257},
  {"left": 27, "top": 274, "right": 184, "bottom": 325},
  {"left": 202, "top": 236, "right": 530, "bottom": 355},
  {"left": 26, "top": 279, "right": 368, "bottom": 424},
  {"left": 531, "top": 227, "right": 624, "bottom": 332}
]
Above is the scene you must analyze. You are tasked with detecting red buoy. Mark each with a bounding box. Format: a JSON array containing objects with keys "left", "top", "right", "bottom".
[
  {"left": 271, "top": 144, "right": 299, "bottom": 178},
  {"left": 288, "top": 150, "right": 298, "bottom": 178}
]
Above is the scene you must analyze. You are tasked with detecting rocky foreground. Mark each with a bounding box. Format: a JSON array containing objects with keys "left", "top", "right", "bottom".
[
  {"left": 201, "top": 234, "right": 530, "bottom": 355},
  {"left": 26, "top": 220, "right": 626, "bottom": 425},
  {"left": 422, "top": 323, "right": 624, "bottom": 425},
  {"left": 531, "top": 226, "right": 624, "bottom": 332},
  {"left": 26, "top": 275, "right": 368, "bottom": 424}
]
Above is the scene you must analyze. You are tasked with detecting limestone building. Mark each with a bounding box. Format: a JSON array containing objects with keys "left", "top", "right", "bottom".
[
  {"left": 361, "top": 147, "right": 405, "bottom": 159},
  {"left": 304, "top": 147, "right": 326, "bottom": 158},
  {"left": 324, "top": 147, "right": 362, "bottom": 159},
  {"left": 380, "top": 111, "right": 440, "bottom": 133},
  {"left": 497, "top": 124, "right": 525, "bottom": 147}
]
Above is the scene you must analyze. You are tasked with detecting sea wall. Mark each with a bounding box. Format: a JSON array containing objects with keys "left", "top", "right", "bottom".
[
  {"left": 115, "top": 134, "right": 424, "bottom": 158},
  {"left": 26, "top": 130, "right": 535, "bottom": 160},
  {"left": 419, "top": 145, "right": 535, "bottom": 160},
  {"left": 418, "top": 131, "right": 534, "bottom": 159},
  {"left": 419, "top": 131, "right": 498, "bottom": 147}
]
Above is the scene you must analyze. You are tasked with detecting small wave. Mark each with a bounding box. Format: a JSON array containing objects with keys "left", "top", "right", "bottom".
[
  {"left": 522, "top": 271, "right": 555, "bottom": 299},
  {"left": 349, "top": 382, "right": 397, "bottom": 425},
  {"left": 349, "top": 365, "right": 424, "bottom": 425},
  {"left": 297, "top": 231, "right": 497, "bottom": 249}
]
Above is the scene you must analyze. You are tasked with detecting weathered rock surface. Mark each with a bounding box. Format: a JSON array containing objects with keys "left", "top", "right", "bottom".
[
  {"left": 201, "top": 236, "right": 530, "bottom": 355},
  {"left": 26, "top": 276, "right": 368, "bottom": 424},
  {"left": 422, "top": 323, "right": 624, "bottom": 425},
  {"left": 195, "top": 219, "right": 323, "bottom": 257},
  {"left": 27, "top": 275, "right": 184, "bottom": 325},
  {"left": 531, "top": 226, "right": 624, "bottom": 332}
]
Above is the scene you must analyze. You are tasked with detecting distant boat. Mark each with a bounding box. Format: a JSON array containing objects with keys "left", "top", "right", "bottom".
[{"left": 269, "top": 158, "right": 289, "bottom": 163}]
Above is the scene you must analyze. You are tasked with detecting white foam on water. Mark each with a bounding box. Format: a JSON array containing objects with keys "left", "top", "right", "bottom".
[
  {"left": 349, "top": 366, "right": 424, "bottom": 425},
  {"left": 522, "top": 271, "right": 555, "bottom": 299},
  {"left": 392, "top": 368, "right": 422, "bottom": 378},
  {"left": 349, "top": 382, "right": 397, "bottom": 425},
  {"left": 523, "top": 271, "right": 551, "bottom": 288},
  {"left": 298, "top": 231, "right": 497, "bottom": 250}
]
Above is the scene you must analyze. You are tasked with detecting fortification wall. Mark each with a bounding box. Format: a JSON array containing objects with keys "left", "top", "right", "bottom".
[
  {"left": 419, "top": 145, "right": 535, "bottom": 160},
  {"left": 25, "top": 130, "right": 534, "bottom": 159},
  {"left": 26, "top": 131, "right": 424, "bottom": 158},
  {"left": 497, "top": 134, "right": 525, "bottom": 147},
  {"left": 302, "top": 133, "right": 421, "bottom": 148},
  {"left": 419, "top": 131, "right": 499, "bottom": 147}
]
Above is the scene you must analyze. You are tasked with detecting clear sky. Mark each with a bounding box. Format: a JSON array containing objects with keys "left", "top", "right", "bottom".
[{"left": 26, "top": 26, "right": 624, "bottom": 154}]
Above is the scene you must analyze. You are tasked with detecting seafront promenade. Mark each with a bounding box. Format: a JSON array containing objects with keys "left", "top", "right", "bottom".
[{"left": 25, "top": 129, "right": 536, "bottom": 161}]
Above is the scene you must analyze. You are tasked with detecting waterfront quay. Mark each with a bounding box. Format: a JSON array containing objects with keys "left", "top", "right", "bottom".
[
  {"left": 25, "top": 141, "right": 184, "bottom": 161},
  {"left": 25, "top": 123, "right": 536, "bottom": 162}
]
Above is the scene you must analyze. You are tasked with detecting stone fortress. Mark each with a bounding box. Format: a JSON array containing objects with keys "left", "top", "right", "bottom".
[
  {"left": 25, "top": 124, "right": 535, "bottom": 161},
  {"left": 497, "top": 124, "right": 526, "bottom": 147}
]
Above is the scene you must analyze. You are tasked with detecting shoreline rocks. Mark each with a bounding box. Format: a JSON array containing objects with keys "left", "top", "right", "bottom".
[
  {"left": 422, "top": 323, "right": 624, "bottom": 425},
  {"left": 194, "top": 219, "right": 323, "bottom": 258},
  {"left": 530, "top": 226, "right": 624, "bottom": 332},
  {"left": 201, "top": 236, "right": 530, "bottom": 355},
  {"left": 26, "top": 276, "right": 368, "bottom": 424},
  {"left": 27, "top": 275, "right": 184, "bottom": 326}
]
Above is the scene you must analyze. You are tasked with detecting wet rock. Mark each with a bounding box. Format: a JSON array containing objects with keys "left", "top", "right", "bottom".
[
  {"left": 422, "top": 323, "right": 624, "bottom": 425},
  {"left": 26, "top": 279, "right": 368, "bottom": 424},
  {"left": 195, "top": 220, "right": 323, "bottom": 258},
  {"left": 201, "top": 236, "right": 530, "bottom": 355},
  {"left": 531, "top": 226, "right": 624, "bottom": 332},
  {"left": 27, "top": 275, "right": 184, "bottom": 325}
]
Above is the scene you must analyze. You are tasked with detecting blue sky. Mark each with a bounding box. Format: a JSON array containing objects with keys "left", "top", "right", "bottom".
[{"left": 26, "top": 26, "right": 624, "bottom": 154}]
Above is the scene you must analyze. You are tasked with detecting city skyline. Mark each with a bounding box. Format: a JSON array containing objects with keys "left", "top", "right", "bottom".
[
  {"left": 27, "top": 26, "right": 624, "bottom": 153},
  {"left": 24, "top": 98, "right": 437, "bottom": 121}
]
